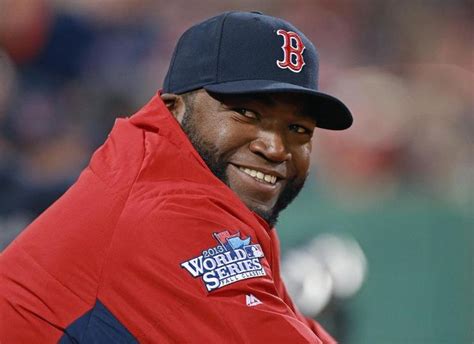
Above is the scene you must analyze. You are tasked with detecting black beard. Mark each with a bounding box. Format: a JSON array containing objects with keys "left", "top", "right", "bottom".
[{"left": 181, "top": 111, "right": 306, "bottom": 227}]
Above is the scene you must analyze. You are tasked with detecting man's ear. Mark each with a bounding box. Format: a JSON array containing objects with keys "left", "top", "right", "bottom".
[{"left": 161, "top": 93, "right": 186, "bottom": 124}]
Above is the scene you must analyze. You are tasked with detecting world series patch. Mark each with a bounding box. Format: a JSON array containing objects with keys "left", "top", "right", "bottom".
[{"left": 181, "top": 230, "right": 266, "bottom": 292}]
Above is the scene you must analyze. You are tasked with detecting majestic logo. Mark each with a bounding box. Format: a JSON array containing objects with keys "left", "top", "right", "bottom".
[
  {"left": 246, "top": 294, "right": 262, "bottom": 307},
  {"left": 276, "top": 29, "right": 306, "bottom": 73},
  {"left": 181, "top": 231, "right": 266, "bottom": 292}
]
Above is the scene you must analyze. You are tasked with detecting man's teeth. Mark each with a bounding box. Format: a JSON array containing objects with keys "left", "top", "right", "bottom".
[{"left": 239, "top": 167, "right": 277, "bottom": 185}]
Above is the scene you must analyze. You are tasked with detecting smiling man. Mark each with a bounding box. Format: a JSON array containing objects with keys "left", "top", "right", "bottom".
[
  {"left": 165, "top": 91, "right": 317, "bottom": 227},
  {"left": 0, "top": 11, "right": 352, "bottom": 343}
]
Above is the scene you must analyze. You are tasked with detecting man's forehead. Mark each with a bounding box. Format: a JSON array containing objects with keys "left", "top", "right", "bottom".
[{"left": 208, "top": 91, "right": 315, "bottom": 120}]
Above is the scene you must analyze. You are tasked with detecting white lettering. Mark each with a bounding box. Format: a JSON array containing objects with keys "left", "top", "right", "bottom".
[
  {"left": 181, "top": 256, "right": 204, "bottom": 277},
  {"left": 215, "top": 266, "right": 230, "bottom": 279},
  {"left": 203, "top": 271, "right": 220, "bottom": 291},
  {"left": 213, "top": 253, "right": 228, "bottom": 267},
  {"left": 182, "top": 242, "right": 267, "bottom": 292}
]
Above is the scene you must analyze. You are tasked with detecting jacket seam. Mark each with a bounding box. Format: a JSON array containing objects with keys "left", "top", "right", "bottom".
[
  {"left": 215, "top": 12, "right": 231, "bottom": 83},
  {"left": 17, "top": 247, "right": 90, "bottom": 306}
]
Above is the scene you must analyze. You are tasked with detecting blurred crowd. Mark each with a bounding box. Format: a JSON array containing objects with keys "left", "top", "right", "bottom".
[{"left": 0, "top": 0, "right": 472, "bottom": 265}]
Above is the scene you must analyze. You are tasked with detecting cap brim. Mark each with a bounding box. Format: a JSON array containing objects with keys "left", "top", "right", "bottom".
[{"left": 204, "top": 80, "right": 352, "bottom": 130}]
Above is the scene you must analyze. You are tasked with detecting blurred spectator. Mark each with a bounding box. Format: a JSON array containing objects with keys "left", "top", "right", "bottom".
[
  {"left": 314, "top": 64, "right": 473, "bottom": 209},
  {"left": 0, "top": 0, "right": 51, "bottom": 64},
  {"left": 314, "top": 67, "right": 412, "bottom": 205}
]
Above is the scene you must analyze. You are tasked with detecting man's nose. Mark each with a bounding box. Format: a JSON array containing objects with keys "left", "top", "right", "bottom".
[{"left": 249, "top": 130, "right": 291, "bottom": 163}]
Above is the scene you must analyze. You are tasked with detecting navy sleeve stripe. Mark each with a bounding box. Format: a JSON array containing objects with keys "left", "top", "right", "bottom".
[{"left": 60, "top": 299, "right": 138, "bottom": 343}]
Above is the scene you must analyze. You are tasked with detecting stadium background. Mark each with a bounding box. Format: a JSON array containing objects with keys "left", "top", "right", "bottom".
[{"left": 0, "top": 0, "right": 472, "bottom": 343}]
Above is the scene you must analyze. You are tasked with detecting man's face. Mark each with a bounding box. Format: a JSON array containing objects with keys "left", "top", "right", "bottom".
[{"left": 179, "top": 90, "right": 316, "bottom": 227}]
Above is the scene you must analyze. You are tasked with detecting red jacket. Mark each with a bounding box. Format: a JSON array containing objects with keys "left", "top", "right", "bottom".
[{"left": 0, "top": 94, "right": 336, "bottom": 343}]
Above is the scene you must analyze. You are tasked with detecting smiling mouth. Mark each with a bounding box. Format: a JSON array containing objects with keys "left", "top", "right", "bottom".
[{"left": 237, "top": 166, "right": 278, "bottom": 185}]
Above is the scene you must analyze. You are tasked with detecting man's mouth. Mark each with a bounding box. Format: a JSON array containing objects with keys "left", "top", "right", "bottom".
[
  {"left": 226, "top": 163, "right": 287, "bottom": 212},
  {"left": 237, "top": 166, "right": 278, "bottom": 185}
]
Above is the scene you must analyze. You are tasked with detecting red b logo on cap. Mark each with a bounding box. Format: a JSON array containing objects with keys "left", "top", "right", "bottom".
[{"left": 276, "top": 29, "right": 306, "bottom": 73}]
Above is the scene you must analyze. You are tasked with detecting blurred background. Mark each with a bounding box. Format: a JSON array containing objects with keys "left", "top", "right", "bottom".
[{"left": 0, "top": 0, "right": 472, "bottom": 342}]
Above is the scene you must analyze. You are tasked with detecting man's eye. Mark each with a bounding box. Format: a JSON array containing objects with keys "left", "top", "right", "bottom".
[
  {"left": 289, "top": 124, "right": 310, "bottom": 134},
  {"left": 233, "top": 108, "right": 257, "bottom": 119}
]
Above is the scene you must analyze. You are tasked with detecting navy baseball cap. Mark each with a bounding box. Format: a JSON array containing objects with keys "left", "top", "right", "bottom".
[{"left": 163, "top": 11, "right": 352, "bottom": 130}]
